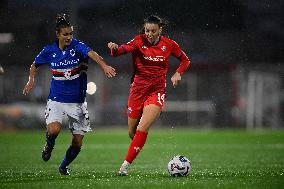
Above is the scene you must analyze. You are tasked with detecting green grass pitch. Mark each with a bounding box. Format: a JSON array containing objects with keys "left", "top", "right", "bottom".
[{"left": 0, "top": 128, "right": 284, "bottom": 189}]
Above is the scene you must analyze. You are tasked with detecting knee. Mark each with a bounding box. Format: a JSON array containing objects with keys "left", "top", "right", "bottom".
[
  {"left": 48, "top": 123, "right": 61, "bottom": 136},
  {"left": 137, "top": 124, "right": 149, "bottom": 132},
  {"left": 72, "top": 136, "right": 83, "bottom": 149}
]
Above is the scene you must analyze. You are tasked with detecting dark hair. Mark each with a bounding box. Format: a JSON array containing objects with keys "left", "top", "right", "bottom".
[
  {"left": 144, "top": 15, "right": 168, "bottom": 28},
  {"left": 56, "top": 13, "right": 71, "bottom": 32}
]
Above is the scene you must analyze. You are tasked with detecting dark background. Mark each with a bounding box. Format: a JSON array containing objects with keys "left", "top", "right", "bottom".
[
  {"left": 1, "top": 0, "right": 283, "bottom": 65},
  {"left": 0, "top": 0, "right": 283, "bottom": 129}
]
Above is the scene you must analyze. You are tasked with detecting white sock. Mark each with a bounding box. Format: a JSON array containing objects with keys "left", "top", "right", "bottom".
[{"left": 123, "top": 160, "right": 130, "bottom": 166}]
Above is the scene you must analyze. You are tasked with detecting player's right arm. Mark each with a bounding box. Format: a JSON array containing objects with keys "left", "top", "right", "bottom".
[
  {"left": 23, "top": 46, "right": 47, "bottom": 95},
  {"left": 107, "top": 41, "right": 127, "bottom": 56},
  {"left": 23, "top": 63, "right": 38, "bottom": 95},
  {"left": 108, "top": 36, "right": 139, "bottom": 56}
]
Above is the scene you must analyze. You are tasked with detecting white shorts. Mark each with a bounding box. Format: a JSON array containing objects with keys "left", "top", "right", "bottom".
[{"left": 45, "top": 99, "right": 92, "bottom": 135}]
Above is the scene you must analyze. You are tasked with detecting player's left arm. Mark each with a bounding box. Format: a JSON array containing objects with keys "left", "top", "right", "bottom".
[
  {"left": 170, "top": 41, "right": 190, "bottom": 88},
  {"left": 87, "top": 50, "right": 116, "bottom": 78}
]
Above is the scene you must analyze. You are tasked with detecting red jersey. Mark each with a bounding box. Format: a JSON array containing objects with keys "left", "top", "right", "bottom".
[
  {"left": 111, "top": 34, "right": 190, "bottom": 118},
  {"left": 111, "top": 34, "right": 190, "bottom": 92}
]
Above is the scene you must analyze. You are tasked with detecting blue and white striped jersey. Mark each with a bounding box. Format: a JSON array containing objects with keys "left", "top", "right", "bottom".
[{"left": 35, "top": 38, "right": 91, "bottom": 103}]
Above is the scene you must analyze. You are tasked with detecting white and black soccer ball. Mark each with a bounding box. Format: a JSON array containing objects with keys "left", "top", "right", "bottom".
[{"left": 167, "top": 155, "right": 191, "bottom": 177}]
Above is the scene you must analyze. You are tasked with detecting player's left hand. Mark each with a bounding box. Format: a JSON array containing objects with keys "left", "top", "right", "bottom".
[
  {"left": 103, "top": 65, "right": 116, "bottom": 78},
  {"left": 171, "top": 72, "right": 181, "bottom": 88}
]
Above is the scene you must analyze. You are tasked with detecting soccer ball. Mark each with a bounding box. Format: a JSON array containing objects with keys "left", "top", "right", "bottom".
[{"left": 167, "top": 155, "right": 191, "bottom": 177}]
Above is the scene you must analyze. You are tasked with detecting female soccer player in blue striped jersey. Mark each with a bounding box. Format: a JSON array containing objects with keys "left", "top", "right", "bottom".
[{"left": 23, "top": 14, "right": 116, "bottom": 175}]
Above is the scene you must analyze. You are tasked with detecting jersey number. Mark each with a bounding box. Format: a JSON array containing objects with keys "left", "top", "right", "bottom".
[{"left": 157, "top": 93, "right": 165, "bottom": 105}]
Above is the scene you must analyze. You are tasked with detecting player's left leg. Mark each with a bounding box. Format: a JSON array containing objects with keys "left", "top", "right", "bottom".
[
  {"left": 59, "top": 102, "right": 91, "bottom": 175},
  {"left": 59, "top": 134, "right": 84, "bottom": 175}
]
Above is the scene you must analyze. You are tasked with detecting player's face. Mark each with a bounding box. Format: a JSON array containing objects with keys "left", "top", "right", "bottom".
[
  {"left": 144, "top": 23, "right": 162, "bottom": 44},
  {"left": 56, "top": 27, "right": 73, "bottom": 48}
]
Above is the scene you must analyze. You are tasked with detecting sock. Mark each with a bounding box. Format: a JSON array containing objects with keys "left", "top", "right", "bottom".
[
  {"left": 125, "top": 130, "right": 148, "bottom": 164},
  {"left": 60, "top": 146, "right": 81, "bottom": 168},
  {"left": 122, "top": 160, "right": 130, "bottom": 166},
  {"left": 46, "top": 132, "right": 57, "bottom": 148}
]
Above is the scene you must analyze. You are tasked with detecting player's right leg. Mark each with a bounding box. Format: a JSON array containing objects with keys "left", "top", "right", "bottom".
[
  {"left": 118, "top": 92, "right": 163, "bottom": 176},
  {"left": 42, "top": 122, "right": 61, "bottom": 161},
  {"left": 42, "top": 100, "right": 63, "bottom": 161},
  {"left": 119, "top": 106, "right": 161, "bottom": 176},
  {"left": 118, "top": 94, "right": 143, "bottom": 176},
  {"left": 124, "top": 104, "right": 161, "bottom": 164},
  {"left": 118, "top": 117, "right": 139, "bottom": 176}
]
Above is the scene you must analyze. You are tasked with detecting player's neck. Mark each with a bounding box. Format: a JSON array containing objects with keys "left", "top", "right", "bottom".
[
  {"left": 147, "top": 37, "right": 160, "bottom": 45},
  {"left": 58, "top": 43, "right": 67, "bottom": 50}
]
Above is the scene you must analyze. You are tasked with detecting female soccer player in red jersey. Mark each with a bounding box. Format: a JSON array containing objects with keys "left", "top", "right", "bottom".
[{"left": 108, "top": 15, "right": 190, "bottom": 175}]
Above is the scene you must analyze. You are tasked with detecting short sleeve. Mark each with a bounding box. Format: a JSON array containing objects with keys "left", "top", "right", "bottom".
[
  {"left": 34, "top": 47, "right": 48, "bottom": 66},
  {"left": 75, "top": 41, "right": 92, "bottom": 59}
]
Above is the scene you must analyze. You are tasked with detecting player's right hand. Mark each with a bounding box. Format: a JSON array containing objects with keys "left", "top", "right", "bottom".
[
  {"left": 23, "top": 80, "right": 34, "bottom": 95},
  {"left": 102, "top": 65, "right": 116, "bottom": 78},
  {"left": 107, "top": 42, "right": 119, "bottom": 50}
]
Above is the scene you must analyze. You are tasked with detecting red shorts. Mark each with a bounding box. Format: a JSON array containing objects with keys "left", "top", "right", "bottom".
[{"left": 127, "top": 91, "right": 166, "bottom": 119}]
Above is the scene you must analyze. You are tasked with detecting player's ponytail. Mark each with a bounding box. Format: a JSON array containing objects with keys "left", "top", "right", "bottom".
[{"left": 56, "top": 13, "right": 71, "bottom": 32}]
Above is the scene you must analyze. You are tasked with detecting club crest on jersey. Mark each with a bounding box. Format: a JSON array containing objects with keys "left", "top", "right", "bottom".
[
  {"left": 161, "top": 46, "right": 167, "bottom": 52},
  {"left": 70, "top": 49, "right": 75, "bottom": 57},
  {"left": 64, "top": 69, "right": 72, "bottom": 79},
  {"left": 142, "top": 45, "right": 148, "bottom": 49},
  {"left": 52, "top": 53, "right": 56, "bottom": 58}
]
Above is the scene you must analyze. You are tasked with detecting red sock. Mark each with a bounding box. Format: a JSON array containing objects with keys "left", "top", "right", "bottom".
[{"left": 125, "top": 130, "right": 148, "bottom": 164}]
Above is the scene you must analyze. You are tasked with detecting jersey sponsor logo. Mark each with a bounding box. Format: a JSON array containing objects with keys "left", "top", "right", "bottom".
[
  {"left": 143, "top": 55, "right": 165, "bottom": 62},
  {"left": 50, "top": 58, "right": 80, "bottom": 67},
  {"left": 142, "top": 45, "right": 148, "bottom": 49}
]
